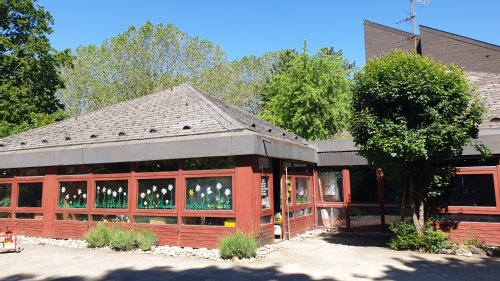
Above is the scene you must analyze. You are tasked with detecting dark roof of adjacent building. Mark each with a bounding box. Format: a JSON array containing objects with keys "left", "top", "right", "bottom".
[
  {"left": 468, "top": 71, "right": 500, "bottom": 129},
  {"left": 0, "top": 84, "right": 316, "bottom": 168}
]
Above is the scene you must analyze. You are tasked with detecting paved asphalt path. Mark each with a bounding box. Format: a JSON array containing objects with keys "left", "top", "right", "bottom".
[{"left": 1, "top": 233, "right": 499, "bottom": 281}]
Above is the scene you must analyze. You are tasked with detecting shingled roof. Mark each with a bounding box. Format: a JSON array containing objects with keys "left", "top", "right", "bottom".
[
  {"left": 0, "top": 84, "right": 316, "bottom": 168},
  {"left": 467, "top": 71, "right": 500, "bottom": 129}
]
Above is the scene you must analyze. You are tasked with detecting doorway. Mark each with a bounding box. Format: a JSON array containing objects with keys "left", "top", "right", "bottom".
[{"left": 272, "top": 159, "right": 282, "bottom": 239}]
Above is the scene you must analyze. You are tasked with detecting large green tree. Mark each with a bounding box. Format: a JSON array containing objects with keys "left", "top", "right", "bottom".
[
  {"left": 0, "top": 0, "right": 70, "bottom": 138},
  {"left": 350, "top": 51, "right": 484, "bottom": 234},
  {"left": 259, "top": 43, "right": 352, "bottom": 140},
  {"left": 58, "top": 22, "right": 287, "bottom": 116}
]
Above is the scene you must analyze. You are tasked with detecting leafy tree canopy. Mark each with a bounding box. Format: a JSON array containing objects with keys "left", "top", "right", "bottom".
[
  {"left": 259, "top": 42, "right": 352, "bottom": 140},
  {"left": 0, "top": 0, "right": 70, "bottom": 138},
  {"left": 58, "top": 21, "right": 291, "bottom": 116},
  {"left": 350, "top": 50, "right": 484, "bottom": 233}
]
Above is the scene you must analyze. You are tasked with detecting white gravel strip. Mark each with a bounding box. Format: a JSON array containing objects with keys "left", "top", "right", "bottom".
[{"left": 17, "top": 229, "right": 327, "bottom": 262}]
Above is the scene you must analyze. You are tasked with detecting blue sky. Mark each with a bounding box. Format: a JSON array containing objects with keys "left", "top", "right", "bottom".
[{"left": 39, "top": 0, "right": 499, "bottom": 65}]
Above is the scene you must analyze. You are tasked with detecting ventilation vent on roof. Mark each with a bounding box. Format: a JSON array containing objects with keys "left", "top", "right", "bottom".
[
  {"left": 183, "top": 125, "right": 191, "bottom": 130},
  {"left": 90, "top": 135, "right": 98, "bottom": 139},
  {"left": 490, "top": 118, "right": 500, "bottom": 123},
  {"left": 20, "top": 141, "right": 26, "bottom": 146},
  {"left": 0, "top": 143, "right": 5, "bottom": 147},
  {"left": 251, "top": 123, "right": 256, "bottom": 128},
  {"left": 267, "top": 128, "right": 272, "bottom": 133},
  {"left": 486, "top": 54, "right": 490, "bottom": 58},
  {"left": 294, "top": 136, "right": 298, "bottom": 140},
  {"left": 118, "top": 132, "right": 126, "bottom": 137},
  {"left": 282, "top": 133, "right": 286, "bottom": 136},
  {"left": 42, "top": 139, "right": 48, "bottom": 144},
  {"left": 149, "top": 129, "right": 157, "bottom": 133},
  {"left": 65, "top": 136, "right": 71, "bottom": 141},
  {"left": 186, "top": 102, "right": 188, "bottom": 106}
]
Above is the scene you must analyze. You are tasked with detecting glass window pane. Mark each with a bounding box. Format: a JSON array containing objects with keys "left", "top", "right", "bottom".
[
  {"left": 15, "top": 213, "right": 43, "bottom": 219},
  {"left": 95, "top": 163, "right": 130, "bottom": 174},
  {"left": 136, "top": 160, "right": 178, "bottom": 172},
  {"left": 137, "top": 179, "right": 175, "bottom": 209},
  {"left": 95, "top": 180, "right": 128, "bottom": 209},
  {"left": 185, "top": 177, "right": 232, "bottom": 210},
  {"left": 134, "top": 216, "right": 177, "bottom": 225},
  {"left": 58, "top": 181, "right": 87, "bottom": 208},
  {"left": 18, "top": 183, "right": 43, "bottom": 207},
  {"left": 0, "top": 183, "right": 12, "bottom": 207},
  {"left": 318, "top": 170, "right": 344, "bottom": 202},
  {"left": 56, "top": 213, "right": 88, "bottom": 221},
  {"left": 0, "top": 169, "right": 15, "bottom": 178},
  {"left": 350, "top": 167, "right": 378, "bottom": 203},
  {"left": 296, "top": 178, "right": 310, "bottom": 203},
  {"left": 92, "top": 214, "right": 129, "bottom": 223},
  {"left": 261, "top": 176, "right": 270, "bottom": 209},
  {"left": 58, "top": 165, "right": 92, "bottom": 175},
  {"left": 286, "top": 177, "right": 292, "bottom": 205},
  {"left": 18, "top": 168, "right": 45, "bottom": 177},
  {"left": 183, "top": 157, "right": 235, "bottom": 170},
  {"left": 182, "top": 217, "right": 234, "bottom": 226},
  {"left": 0, "top": 212, "right": 12, "bottom": 218},
  {"left": 445, "top": 174, "right": 496, "bottom": 207}
]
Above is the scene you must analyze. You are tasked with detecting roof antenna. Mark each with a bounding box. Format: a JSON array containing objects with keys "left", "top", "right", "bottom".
[{"left": 396, "top": 0, "right": 430, "bottom": 52}]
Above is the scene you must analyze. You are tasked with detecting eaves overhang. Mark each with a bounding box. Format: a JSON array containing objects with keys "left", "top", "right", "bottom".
[{"left": 0, "top": 130, "right": 317, "bottom": 169}]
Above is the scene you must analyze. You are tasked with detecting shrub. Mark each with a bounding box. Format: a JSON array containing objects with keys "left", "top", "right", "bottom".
[
  {"left": 136, "top": 229, "right": 158, "bottom": 251},
  {"left": 84, "top": 223, "right": 110, "bottom": 248},
  {"left": 388, "top": 220, "right": 450, "bottom": 253},
  {"left": 422, "top": 226, "right": 450, "bottom": 253},
  {"left": 108, "top": 227, "right": 137, "bottom": 251},
  {"left": 218, "top": 232, "right": 258, "bottom": 259},
  {"left": 464, "top": 232, "right": 483, "bottom": 248},
  {"left": 388, "top": 220, "right": 423, "bottom": 251}
]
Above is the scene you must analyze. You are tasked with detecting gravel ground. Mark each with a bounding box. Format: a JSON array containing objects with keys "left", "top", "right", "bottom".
[{"left": 18, "top": 229, "right": 326, "bottom": 263}]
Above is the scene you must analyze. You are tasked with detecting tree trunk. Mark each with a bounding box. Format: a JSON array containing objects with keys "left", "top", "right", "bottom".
[
  {"left": 400, "top": 177, "right": 406, "bottom": 222},
  {"left": 410, "top": 173, "right": 424, "bottom": 236}
]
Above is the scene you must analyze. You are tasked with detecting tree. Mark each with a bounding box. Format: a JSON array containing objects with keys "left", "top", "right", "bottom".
[
  {"left": 259, "top": 42, "right": 352, "bottom": 140},
  {"left": 0, "top": 0, "right": 70, "bottom": 138},
  {"left": 349, "top": 51, "right": 484, "bottom": 235},
  {"left": 58, "top": 22, "right": 288, "bottom": 116}
]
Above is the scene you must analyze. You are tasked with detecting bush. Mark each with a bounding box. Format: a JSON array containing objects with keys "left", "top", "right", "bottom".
[
  {"left": 218, "top": 232, "right": 258, "bottom": 259},
  {"left": 108, "top": 227, "right": 138, "bottom": 251},
  {"left": 136, "top": 229, "right": 158, "bottom": 251},
  {"left": 422, "top": 226, "right": 450, "bottom": 253},
  {"left": 388, "top": 220, "right": 422, "bottom": 251},
  {"left": 388, "top": 220, "right": 450, "bottom": 253},
  {"left": 84, "top": 224, "right": 158, "bottom": 251},
  {"left": 84, "top": 223, "right": 110, "bottom": 248}
]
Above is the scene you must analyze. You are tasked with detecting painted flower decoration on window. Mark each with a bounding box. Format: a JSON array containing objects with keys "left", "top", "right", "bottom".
[
  {"left": 189, "top": 189, "right": 194, "bottom": 196},
  {"left": 225, "top": 189, "right": 231, "bottom": 196},
  {"left": 168, "top": 184, "right": 173, "bottom": 191}
]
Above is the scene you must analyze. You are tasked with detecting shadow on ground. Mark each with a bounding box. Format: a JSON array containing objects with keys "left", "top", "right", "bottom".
[
  {"left": 320, "top": 231, "right": 391, "bottom": 247},
  {"left": 368, "top": 255, "right": 500, "bottom": 281},
  {"left": 2, "top": 265, "right": 336, "bottom": 281}
]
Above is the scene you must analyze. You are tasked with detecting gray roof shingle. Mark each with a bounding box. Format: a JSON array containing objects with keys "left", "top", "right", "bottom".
[
  {"left": 467, "top": 71, "right": 500, "bottom": 129},
  {"left": 0, "top": 84, "right": 304, "bottom": 152}
]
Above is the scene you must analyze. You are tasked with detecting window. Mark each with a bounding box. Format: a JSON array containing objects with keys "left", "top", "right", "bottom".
[
  {"left": 0, "top": 169, "right": 15, "bottom": 178},
  {"left": 95, "top": 180, "right": 128, "bottom": 209},
  {"left": 185, "top": 177, "right": 232, "bottom": 210},
  {"left": 137, "top": 179, "right": 175, "bottom": 209},
  {"left": 18, "top": 183, "right": 43, "bottom": 207},
  {"left": 296, "top": 178, "right": 310, "bottom": 203},
  {"left": 318, "top": 170, "right": 344, "bottom": 202},
  {"left": 0, "top": 183, "right": 12, "bottom": 207},
  {"left": 350, "top": 167, "right": 378, "bottom": 204},
  {"left": 18, "top": 168, "right": 45, "bottom": 177},
  {"left": 58, "top": 181, "right": 87, "bottom": 208},
  {"left": 261, "top": 176, "right": 270, "bottom": 209},
  {"left": 58, "top": 165, "right": 92, "bottom": 175},
  {"left": 136, "top": 160, "right": 178, "bottom": 172},
  {"left": 445, "top": 174, "right": 496, "bottom": 207},
  {"left": 182, "top": 217, "right": 234, "bottom": 226},
  {"left": 134, "top": 216, "right": 177, "bottom": 225},
  {"left": 94, "top": 163, "right": 130, "bottom": 174},
  {"left": 286, "top": 177, "right": 292, "bottom": 205},
  {"left": 183, "top": 157, "right": 235, "bottom": 170}
]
